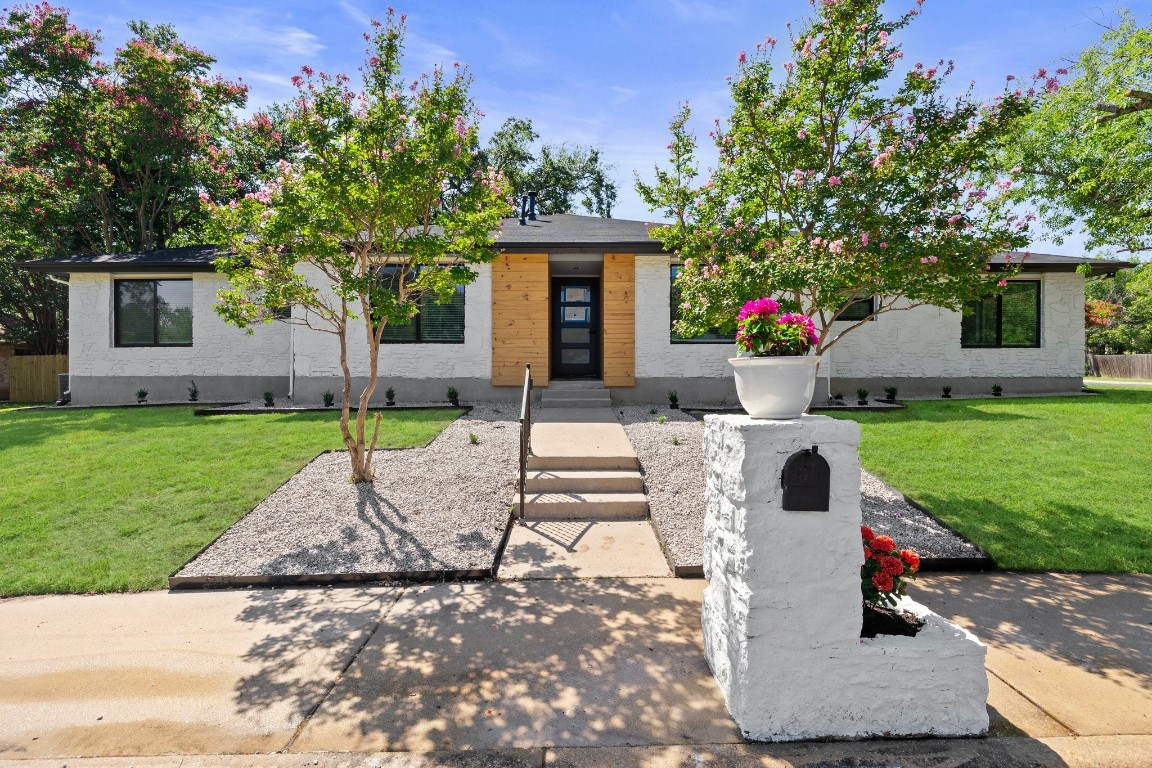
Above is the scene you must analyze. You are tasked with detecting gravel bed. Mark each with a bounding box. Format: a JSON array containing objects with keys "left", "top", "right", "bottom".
[
  {"left": 176, "top": 403, "right": 518, "bottom": 578},
  {"left": 618, "top": 406, "right": 984, "bottom": 570}
]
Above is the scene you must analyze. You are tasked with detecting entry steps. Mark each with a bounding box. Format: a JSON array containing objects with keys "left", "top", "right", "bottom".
[
  {"left": 517, "top": 397, "right": 650, "bottom": 521},
  {"left": 539, "top": 383, "right": 612, "bottom": 408},
  {"left": 521, "top": 463, "right": 649, "bottom": 521}
]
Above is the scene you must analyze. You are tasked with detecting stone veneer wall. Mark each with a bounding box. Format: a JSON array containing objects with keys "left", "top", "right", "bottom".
[{"left": 701, "top": 414, "right": 989, "bottom": 740}]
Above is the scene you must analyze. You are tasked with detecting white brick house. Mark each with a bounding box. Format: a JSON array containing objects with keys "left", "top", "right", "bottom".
[{"left": 24, "top": 215, "right": 1128, "bottom": 405}]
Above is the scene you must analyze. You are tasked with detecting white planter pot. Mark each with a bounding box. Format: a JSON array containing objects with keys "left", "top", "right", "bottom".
[{"left": 729, "top": 355, "right": 822, "bottom": 419}]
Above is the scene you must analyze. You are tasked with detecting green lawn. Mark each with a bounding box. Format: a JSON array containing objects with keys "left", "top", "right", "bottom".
[
  {"left": 828, "top": 388, "right": 1152, "bottom": 572},
  {"left": 0, "top": 406, "right": 463, "bottom": 595}
]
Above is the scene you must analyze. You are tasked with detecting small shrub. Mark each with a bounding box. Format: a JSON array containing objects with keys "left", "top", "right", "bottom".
[
  {"left": 832, "top": 392, "right": 844, "bottom": 401},
  {"left": 667, "top": 390, "right": 679, "bottom": 409},
  {"left": 135, "top": 388, "right": 148, "bottom": 402},
  {"left": 942, "top": 385, "right": 953, "bottom": 398},
  {"left": 883, "top": 386, "right": 897, "bottom": 401},
  {"left": 385, "top": 386, "right": 396, "bottom": 405},
  {"left": 469, "top": 432, "right": 479, "bottom": 445},
  {"left": 322, "top": 390, "right": 335, "bottom": 408},
  {"left": 447, "top": 386, "right": 459, "bottom": 402},
  {"left": 262, "top": 390, "right": 275, "bottom": 407},
  {"left": 671, "top": 436, "right": 681, "bottom": 446},
  {"left": 856, "top": 388, "right": 869, "bottom": 403},
  {"left": 991, "top": 383, "right": 1003, "bottom": 396},
  {"left": 657, "top": 414, "right": 667, "bottom": 424},
  {"left": 649, "top": 407, "right": 657, "bottom": 415},
  {"left": 187, "top": 380, "right": 199, "bottom": 402}
]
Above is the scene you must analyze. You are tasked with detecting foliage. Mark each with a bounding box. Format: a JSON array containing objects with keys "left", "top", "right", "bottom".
[
  {"left": 636, "top": 0, "right": 1037, "bottom": 354},
  {"left": 829, "top": 388, "right": 1152, "bottom": 572},
  {"left": 0, "top": 3, "right": 281, "bottom": 352},
  {"left": 1084, "top": 264, "right": 1152, "bottom": 353},
  {"left": 0, "top": 406, "right": 461, "bottom": 594},
  {"left": 208, "top": 11, "right": 509, "bottom": 483},
  {"left": 861, "top": 525, "right": 919, "bottom": 607},
  {"left": 1003, "top": 9, "right": 1152, "bottom": 254},
  {"left": 735, "top": 297, "right": 818, "bottom": 356},
  {"left": 478, "top": 116, "right": 617, "bottom": 216}
]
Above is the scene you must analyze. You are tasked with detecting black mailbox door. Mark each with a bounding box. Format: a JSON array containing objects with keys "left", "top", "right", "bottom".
[{"left": 781, "top": 447, "right": 830, "bottom": 511}]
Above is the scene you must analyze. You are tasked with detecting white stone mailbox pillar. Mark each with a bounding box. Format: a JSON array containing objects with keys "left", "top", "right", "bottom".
[{"left": 701, "top": 414, "right": 989, "bottom": 741}]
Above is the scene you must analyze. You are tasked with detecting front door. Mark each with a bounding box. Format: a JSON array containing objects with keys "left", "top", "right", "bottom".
[{"left": 551, "top": 278, "right": 600, "bottom": 378}]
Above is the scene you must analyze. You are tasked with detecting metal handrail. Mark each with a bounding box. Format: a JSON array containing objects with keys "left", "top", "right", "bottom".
[{"left": 518, "top": 363, "right": 533, "bottom": 522}]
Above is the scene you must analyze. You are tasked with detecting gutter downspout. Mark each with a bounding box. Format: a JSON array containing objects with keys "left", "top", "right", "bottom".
[{"left": 288, "top": 319, "right": 295, "bottom": 402}]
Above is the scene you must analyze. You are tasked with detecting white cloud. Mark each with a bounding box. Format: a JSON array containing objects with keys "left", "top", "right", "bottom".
[
  {"left": 611, "top": 86, "right": 640, "bottom": 104},
  {"left": 665, "top": 0, "right": 736, "bottom": 24},
  {"left": 337, "top": 0, "right": 373, "bottom": 30}
]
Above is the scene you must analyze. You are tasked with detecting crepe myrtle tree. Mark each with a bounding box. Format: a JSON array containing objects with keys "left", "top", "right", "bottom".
[
  {"left": 207, "top": 10, "right": 510, "bottom": 483},
  {"left": 636, "top": 0, "right": 1043, "bottom": 352}
]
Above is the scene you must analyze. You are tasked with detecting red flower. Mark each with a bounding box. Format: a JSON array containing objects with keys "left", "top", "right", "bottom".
[
  {"left": 861, "top": 526, "right": 875, "bottom": 542},
  {"left": 871, "top": 572, "right": 894, "bottom": 592},
  {"left": 872, "top": 535, "right": 896, "bottom": 554},
  {"left": 900, "top": 549, "right": 921, "bottom": 574},
  {"left": 882, "top": 555, "right": 905, "bottom": 576}
]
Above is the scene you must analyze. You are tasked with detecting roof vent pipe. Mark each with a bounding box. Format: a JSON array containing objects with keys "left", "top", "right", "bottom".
[
  {"left": 528, "top": 190, "right": 538, "bottom": 220},
  {"left": 518, "top": 194, "right": 529, "bottom": 226}
]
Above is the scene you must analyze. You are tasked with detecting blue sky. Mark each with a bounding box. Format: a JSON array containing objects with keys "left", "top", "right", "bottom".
[{"left": 66, "top": 0, "right": 1142, "bottom": 254}]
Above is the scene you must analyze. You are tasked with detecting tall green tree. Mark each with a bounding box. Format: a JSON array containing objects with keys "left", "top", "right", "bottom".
[
  {"left": 1085, "top": 265, "right": 1152, "bottom": 353},
  {"left": 208, "top": 11, "right": 509, "bottom": 483},
  {"left": 1, "top": 3, "right": 274, "bottom": 352},
  {"left": 1004, "top": 10, "right": 1152, "bottom": 256},
  {"left": 0, "top": 2, "right": 97, "bottom": 352},
  {"left": 481, "top": 116, "right": 617, "bottom": 217},
  {"left": 637, "top": 0, "right": 1037, "bottom": 352}
]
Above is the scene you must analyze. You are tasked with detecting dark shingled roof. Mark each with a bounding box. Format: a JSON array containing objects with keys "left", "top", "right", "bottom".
[
  {"left": 496, "top": 214, "right": 665, "bottom": 252},
  {"left": 18, "top": 220, "right": 1135, "bottom": 277},
  {"left": 22, "top": 245, "right": 229, "bottom": 274}
]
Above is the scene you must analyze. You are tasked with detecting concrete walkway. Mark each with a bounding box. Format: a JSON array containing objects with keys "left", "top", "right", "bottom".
[{"left": 1, "top": 573, "right": 1149, "bottom": 767}]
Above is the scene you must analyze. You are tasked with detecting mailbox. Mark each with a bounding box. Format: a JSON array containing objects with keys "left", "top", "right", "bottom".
[{"left": 781, "top": 446, "right": 830, "bottom": 511}]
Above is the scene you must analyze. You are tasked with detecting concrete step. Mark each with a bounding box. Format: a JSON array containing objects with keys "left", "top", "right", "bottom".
[
  {"left": 524, "top": 469, "right": 645, "bottom": 494},
  {"left": 540, "top": 389, "right": 612, "bottom": 408},
  {"left": 527, "top": 454, "right": 640, "bottom": 471},
  {"left": 546, "top": 380, "right": 605, "bottom": 390},
  {"left": 516, "top": 492, "right": 650, "bottom": 521}
]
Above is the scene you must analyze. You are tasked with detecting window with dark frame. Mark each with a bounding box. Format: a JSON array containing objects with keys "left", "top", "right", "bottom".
[
  {"left": 961, "top": 280, "right": 1041, "bottom": 348},
  {"left": 837, "top": 296, "right": 875, "bottom": 322},
  {"left": 375, "top": 266, "right": 466, "bottom": 344},
  {"left": 670, "top": 265, "right": 733, "bottom": 344},
  {"left": 114, "top": 279, "right": 193, "bottom": 347}
]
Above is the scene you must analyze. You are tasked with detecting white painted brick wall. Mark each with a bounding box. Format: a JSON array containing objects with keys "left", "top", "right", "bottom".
[
  {"left": 635, "top": 255, "right": 732, "bottom": 378},
  {"left": 290, "top": 263, "right": 492, "bottom": 379},
  {"left": 826, "top": 272, "right": 1085, "bottom": 378},
  {"left": 68, "top": 272, "right": 288, "bottom": 378},
  {"left": 636, "top": 254, "right": 1085, "bottom": 379},
  {"left": 701, "top": 415, "right": 989, "bottom": 741}
]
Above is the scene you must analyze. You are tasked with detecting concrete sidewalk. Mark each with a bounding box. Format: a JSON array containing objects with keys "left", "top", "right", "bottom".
[{"left": 0, "top": 574, "right": 1149, "bottom": 767}]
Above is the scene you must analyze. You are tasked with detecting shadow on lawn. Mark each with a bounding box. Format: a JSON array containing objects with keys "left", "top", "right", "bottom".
[{"left": 910, "top": 492, "right": 1152, "bottom": 573}]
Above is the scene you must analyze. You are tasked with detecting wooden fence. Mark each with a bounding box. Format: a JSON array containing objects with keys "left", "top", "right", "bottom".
[
  {"left": 10, "top": 355, "right": 68, "bottom": 402},
  {"left": 1087, "top": 353, "right": 1152, "bottom": 380}
]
